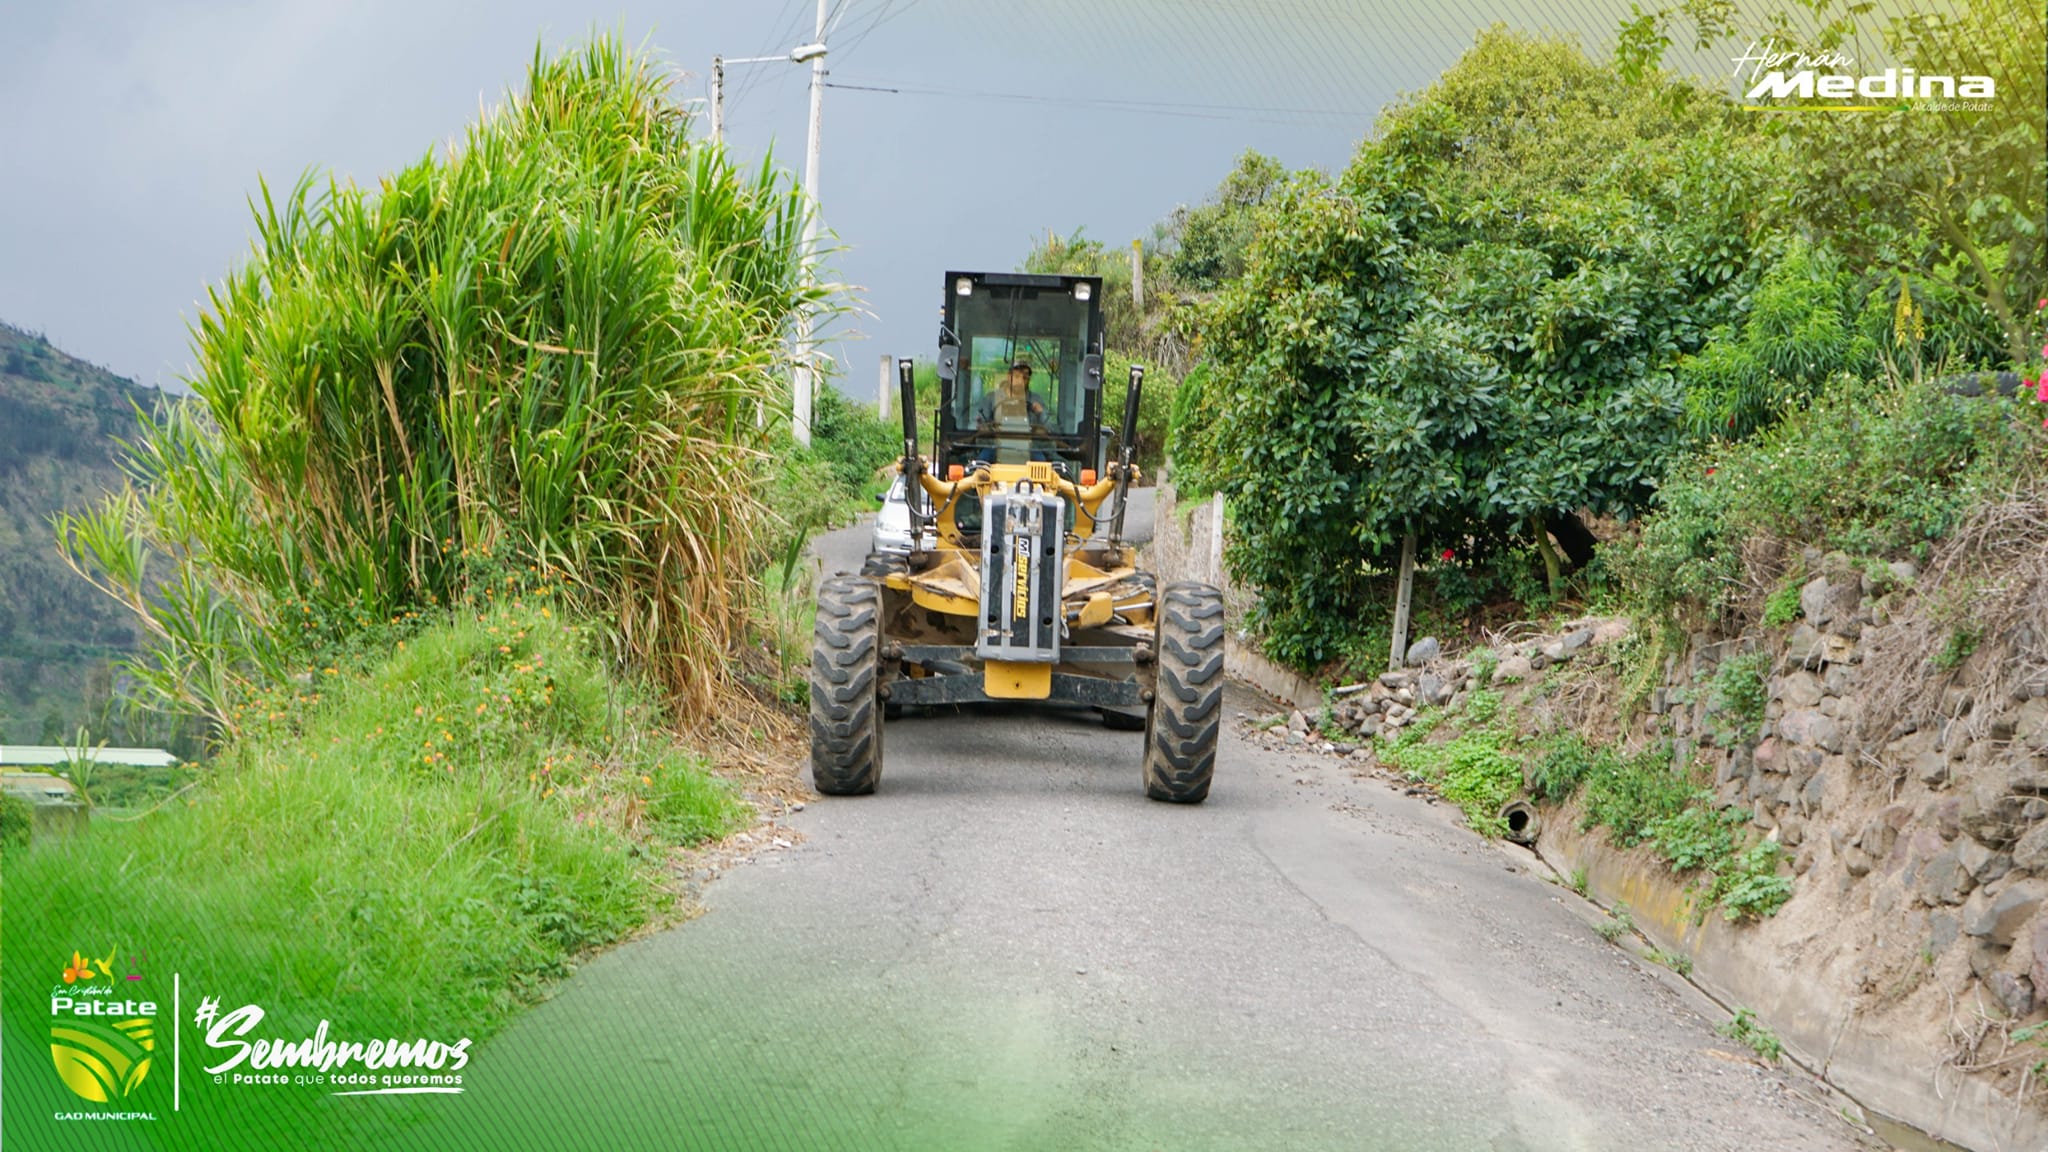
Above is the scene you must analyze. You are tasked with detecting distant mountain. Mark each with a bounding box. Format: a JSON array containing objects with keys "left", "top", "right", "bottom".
[{"left": 0, "top": 322, "right": 181, "bottom": 746}]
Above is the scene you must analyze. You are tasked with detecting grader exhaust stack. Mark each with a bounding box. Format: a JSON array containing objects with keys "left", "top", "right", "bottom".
[
  {"left": 810, "top": 272, "right": 1224, "bottom": 803},
  {"left": 896, "top": 356, "right": 921, "bottom": 530},
  {"left": 1111, "top": 363, "right": 1142, "bottom": 546}
]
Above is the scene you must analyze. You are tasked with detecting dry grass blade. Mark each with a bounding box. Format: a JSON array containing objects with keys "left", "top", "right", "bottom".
[{"left": 1859, "top": 480, "right": 2048, "bottom": 752}]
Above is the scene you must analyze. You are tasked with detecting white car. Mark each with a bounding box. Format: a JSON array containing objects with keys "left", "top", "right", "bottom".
[{"left": 870, "top": 474, "right": 934, "bottom": 556}]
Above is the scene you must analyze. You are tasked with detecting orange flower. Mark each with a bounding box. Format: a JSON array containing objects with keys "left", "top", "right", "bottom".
[{"left": 63, "top": 951, "right": 95, "bottom": 983}]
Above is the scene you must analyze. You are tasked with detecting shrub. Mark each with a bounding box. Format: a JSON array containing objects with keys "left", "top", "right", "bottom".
[
  {"left": 1760, "top": 578, "right": 1803, "bottom": 627},
  {"left": 1678, "top": 240, "right": 1877, "bottom": 440},
  {"left": 1528, "top": 732, "right": 1598, "bottom": 802},
  {"left": 1382, "top": 723, "right": 1521, "bottom": 835},
  {"left": 1704, "top": 650, "right": 1770, "bottom": 745},
  {"left": 1581, "top": 742, "right": 1695, "bottom": 847},
  {"left": 0, "top": 790, "right": 31, "bottom": 851},
  {"left": 809, "top": 386, "right": 899, "bottom": 503},
  {"left": 1715, "top": 842, "right": 1794, "bottom": 922},
  {"left": 1646, "top": 794, "right": 1746, "bottom": 873},
  {"left": 56, "top": 37, "right": 820, "bottom": 727},
  {"left": 1616, "top": 373, "right": 2047, "bottom": 623}
]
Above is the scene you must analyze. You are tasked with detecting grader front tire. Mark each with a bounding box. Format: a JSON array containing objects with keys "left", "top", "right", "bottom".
[
  {"left": 1144, "top": 581, "right": 1224, "bottom": 803},
  {"left": 810, "top": 575, "right": 884, "bottom": 795}
]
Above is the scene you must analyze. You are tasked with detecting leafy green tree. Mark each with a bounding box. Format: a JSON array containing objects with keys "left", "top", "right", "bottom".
[
  {"left": 1617, "top": 0, "right": 2046, "bottom": 368},
  {"left": 1162, "top": 151, "right": 1288, "bottom": 292},
  {"left": 1019, "top": 154, "right": 1288, "bottom": 379},
  {"left": 1179, "top": 30, "right": 1776, "bottom": 666},
  {"left": 1786, "top": 2, "right": 2046, "bottom": 368},
  {"left": 1679, "top": 240, "right": 1878, "bottom": 438},
  {"left": 1099, "top": 350, "right": 1177, "bottom": 475},
  {"left": 806, "top": 386, "right": 899, "bottom": 499}
]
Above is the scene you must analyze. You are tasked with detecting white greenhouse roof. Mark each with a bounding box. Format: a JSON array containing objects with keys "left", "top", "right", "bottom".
[{"left": 0, "top": 746, "right": 179, "bottom": 768}]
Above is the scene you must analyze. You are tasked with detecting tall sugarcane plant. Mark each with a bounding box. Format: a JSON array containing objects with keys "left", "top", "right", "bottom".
[{"left": 58, "top": 36, "right": 829, "bottom": 730}]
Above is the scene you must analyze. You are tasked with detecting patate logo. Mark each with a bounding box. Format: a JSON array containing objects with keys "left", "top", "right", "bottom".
[{"left": 50, "top": 947, "right": 159, "bottom": 1103}]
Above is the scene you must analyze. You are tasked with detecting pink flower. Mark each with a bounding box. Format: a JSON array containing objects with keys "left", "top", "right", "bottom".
[{"left": 2037, "top": 374, "right": 2048, "bottom": 403}]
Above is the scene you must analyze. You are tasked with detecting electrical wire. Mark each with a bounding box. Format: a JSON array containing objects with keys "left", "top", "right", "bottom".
[
  {"left": 837, "top": 0, "right": 923, "bottom": 58},
  {"left": 729, "top": 0, "right": 814, "bottom": 108},
  {"left": 823, "top": 76, "right": 1359, "bottom": 125}
]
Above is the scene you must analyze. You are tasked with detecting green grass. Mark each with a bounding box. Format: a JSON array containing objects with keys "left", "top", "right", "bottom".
[
  {"left": 1380, "top": 718, "right": 1521, "bottom": 836},
  {"left": 1761, "top": 578, "right": 1804, "bottom": 628},
  {"left": 1719, "top": 1008, "right": 1784, "bottom": 1062},
  {"left": 1594, "top": 905, "right": 1636, "bottom": 943},
  {"left": 1525, "top": 732, "right": 1792, "bottom": 923},
  {"left": 1643, "top": 947, "right": 1694, "bottom": 976},
  {"left": 1462, "top": 688, "right": 1503, "bottom": 725},
  {"left": 4, "top": 599, "right": 747, "bottom": 1055}
]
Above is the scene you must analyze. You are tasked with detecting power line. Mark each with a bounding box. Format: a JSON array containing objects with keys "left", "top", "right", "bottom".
[
  {"left": 730, "top": 0, "right": 814, "bottom": 107},
  {"left": 822, "top": 77, "right": 1362, "bottom": 125},
  {"left": 837, "top": 0, "right": 924, "bottom": 57}
]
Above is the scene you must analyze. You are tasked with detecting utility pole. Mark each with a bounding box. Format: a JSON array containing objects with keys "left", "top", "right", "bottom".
[
  {"left": 710, "top": 56, "right": 724, "bottom": 142},
  {"left": 877, "top": 354, "right": 892, "bottom": 420},
  {"left": 1131, "top": 239, "right": 1145, "bottom": 311},
  {"left": 788, "top": 0, "right": 829, "bottom": 447},
  {"left": 708, "top": 30, "right": 827, "bottom": 441},
  {"left": 1389, "top": 533, "right": 1417, "bottom": 670},
  {"left": 1209, "top": 491, "right": 1225, "bottom": 586}
]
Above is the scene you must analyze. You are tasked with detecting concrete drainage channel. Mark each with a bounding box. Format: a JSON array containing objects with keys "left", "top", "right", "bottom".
[
  {"left": 1224, "top": 641, "right": 2019, "bottom": 1148},
  {"left": 1526, "top": 814, "right": 2005, "bottom": 1152}
]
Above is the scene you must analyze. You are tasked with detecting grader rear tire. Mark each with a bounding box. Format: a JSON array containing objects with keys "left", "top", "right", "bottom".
[
  {"left": 1144, "top": 581, "right": 1224, "bottom": 803},
  {"left": 810, "top": 575, "right": 884, "bottom": 795}
]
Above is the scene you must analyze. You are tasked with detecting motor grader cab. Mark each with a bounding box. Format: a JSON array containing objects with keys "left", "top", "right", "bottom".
[{"left": 810, "top": 271, "right": 1224, "bottom": 803}]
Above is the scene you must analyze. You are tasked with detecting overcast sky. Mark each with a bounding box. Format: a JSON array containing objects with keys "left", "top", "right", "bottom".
[{"left": 0, "top": 0, "right": 1918, "bottom": 399}]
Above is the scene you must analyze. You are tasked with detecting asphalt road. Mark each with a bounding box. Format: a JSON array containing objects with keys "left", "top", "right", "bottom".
[{"left": 382, "top": 500, "right": 1869, "bottom": 1152}]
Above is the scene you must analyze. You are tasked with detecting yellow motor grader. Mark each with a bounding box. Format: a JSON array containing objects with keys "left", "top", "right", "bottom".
[{"left": 810, "top": 271, "right": 1223, "bottom": 802}]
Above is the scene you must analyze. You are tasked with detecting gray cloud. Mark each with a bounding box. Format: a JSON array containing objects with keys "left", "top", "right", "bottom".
[{"left": 0, "top": 1, "right": 1642, "bottom": 394}]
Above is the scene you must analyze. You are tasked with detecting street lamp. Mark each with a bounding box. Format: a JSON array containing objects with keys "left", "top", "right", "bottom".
[
  {"left": 710, "top": 42, "right": 828, "bottom": 143},
  {"left": 711, "top": 4, "right": 832, "bottom": 447}
]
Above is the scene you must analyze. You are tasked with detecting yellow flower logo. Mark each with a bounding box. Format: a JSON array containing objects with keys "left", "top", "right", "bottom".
[{"left": 62, "top": 951, "right": 97, "bottom": 984}]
